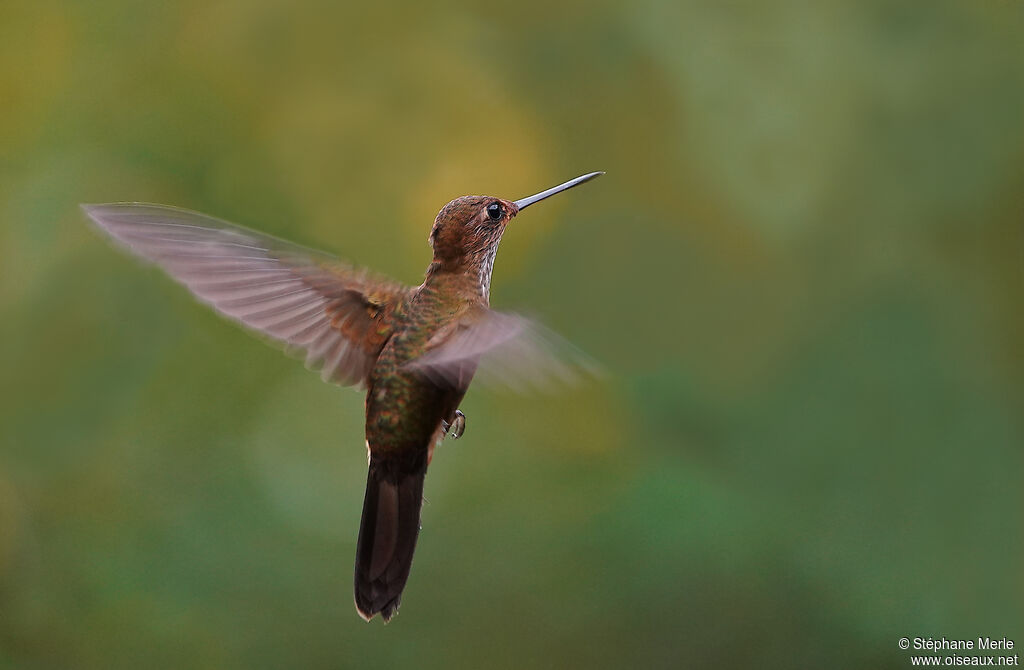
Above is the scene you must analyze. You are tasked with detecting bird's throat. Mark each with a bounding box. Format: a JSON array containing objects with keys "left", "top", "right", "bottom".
[
  {"left": 477, "top": 245, "right": 498, "bottom": 301},
  {"left": 423, "top": 245, "right": 499, "bottom": 304}
]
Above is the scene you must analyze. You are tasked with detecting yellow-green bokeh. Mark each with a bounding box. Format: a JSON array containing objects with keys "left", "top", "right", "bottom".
[{"left": 1, "top": 1, "right": 1022, "bottom": 668}]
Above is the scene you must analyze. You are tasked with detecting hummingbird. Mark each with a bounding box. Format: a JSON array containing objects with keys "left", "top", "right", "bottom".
[{"left": 82, "top": 171, "right": 602, "bottom": 622}]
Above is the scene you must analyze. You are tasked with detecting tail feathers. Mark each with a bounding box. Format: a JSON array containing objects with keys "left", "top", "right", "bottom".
[{"left": 354, "top": 454, "right": 426, "bottom": 622}]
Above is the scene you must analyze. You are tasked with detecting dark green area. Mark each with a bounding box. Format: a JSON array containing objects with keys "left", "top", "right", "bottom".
[{"left": 1, "top": 1, "right": 1022, "bottom": 667}]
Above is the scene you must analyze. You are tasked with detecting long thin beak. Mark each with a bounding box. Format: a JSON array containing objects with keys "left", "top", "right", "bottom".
[{"left": 513, "top": 171, "right": 604, "bottom": 211}]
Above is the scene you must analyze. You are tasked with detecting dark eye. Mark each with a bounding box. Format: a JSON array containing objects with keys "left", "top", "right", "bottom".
[{"left": 486, "top": 202, "right": 503, "bottom": 221}]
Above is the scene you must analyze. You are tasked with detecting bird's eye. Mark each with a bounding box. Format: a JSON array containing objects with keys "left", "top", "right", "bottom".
[{"left": 486, "top": 202, "right": 503, "bottom": 221}]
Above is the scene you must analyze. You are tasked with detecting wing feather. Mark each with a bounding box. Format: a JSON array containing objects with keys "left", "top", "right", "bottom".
[
  {"left": 83, "top": 202, "right": 409, "bottom": 388},
  {"left": 405, "top": 308, "right": 600, "bottom": 392}
]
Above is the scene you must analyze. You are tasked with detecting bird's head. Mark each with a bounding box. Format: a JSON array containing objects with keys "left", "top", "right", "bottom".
[
  {"left": 428, "top": 195, "right": 519, "bottom": 270},
  {"left": 427, "top": 172, "right": 604, "bottom": 275}
]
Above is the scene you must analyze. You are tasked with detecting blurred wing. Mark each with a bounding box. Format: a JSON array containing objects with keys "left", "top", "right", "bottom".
[
  {"left": 404, "top": 308, "right": 600, "bottom": 392},
  {"left": 83, "top": 202, "right": 410, "bottom": 388}
]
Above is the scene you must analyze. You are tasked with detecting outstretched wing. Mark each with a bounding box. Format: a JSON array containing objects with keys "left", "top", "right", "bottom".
[
  {"left": 404, "top": 307, "right": 600, "bottom": 392},
  {"left": 83, "top": 203, "right": 410, "bottom": 388}
]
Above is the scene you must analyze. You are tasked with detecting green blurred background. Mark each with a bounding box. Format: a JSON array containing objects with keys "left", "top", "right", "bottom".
[{"left": 2, "top": 1, "right": 1022, "bottom": 667}]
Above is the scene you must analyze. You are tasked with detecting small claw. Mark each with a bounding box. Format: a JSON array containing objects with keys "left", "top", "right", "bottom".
[{"left": 449, "top": 410, "right": 465, "bottom": 439}]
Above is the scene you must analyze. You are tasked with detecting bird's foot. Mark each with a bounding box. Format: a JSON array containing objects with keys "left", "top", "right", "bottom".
[{"left": 442, "top": 410, "right": 466, "bottom": 440}]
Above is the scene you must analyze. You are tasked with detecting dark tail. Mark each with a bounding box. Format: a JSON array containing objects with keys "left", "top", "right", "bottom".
[{"left": 354, "top": 453, "right": 427, "bottom": 622}]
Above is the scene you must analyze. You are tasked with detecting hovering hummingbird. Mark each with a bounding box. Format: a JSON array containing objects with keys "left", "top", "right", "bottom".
[{"left": 82, "top": 171, "right": 602, "bottom": 622}]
